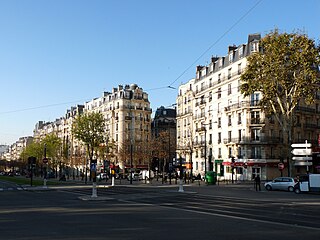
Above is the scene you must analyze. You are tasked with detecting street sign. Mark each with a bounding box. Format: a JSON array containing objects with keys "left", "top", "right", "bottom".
[
  {"left": 278, "top": 162, "right": 284, "bottom": 170},
  {"left": 43, "top": 158, "right": 48, "bottom": 164},
  {"left": 90, "top": 163, "right": 96, "bottom": 171},
  {"left": 291, "top": 143, "right": 312, "bottom": 148},
  {"left": 291, "top": 148, "right": 312, "bottom": 156},
  {"left": 292, "top": 156, "right": 313, "bottom": 161},
  {"left": 294, "top": 162, "right": 313, "bottom": 166}
]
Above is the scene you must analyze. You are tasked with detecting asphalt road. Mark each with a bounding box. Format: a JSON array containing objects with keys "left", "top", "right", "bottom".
[{"left": 0, "top": 182, "right": 320, "bottom": 240}]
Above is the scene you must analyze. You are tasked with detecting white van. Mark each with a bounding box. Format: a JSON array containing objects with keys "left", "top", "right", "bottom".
[{"left": 294, "top": 174, "right": 320, "bottom": 194}]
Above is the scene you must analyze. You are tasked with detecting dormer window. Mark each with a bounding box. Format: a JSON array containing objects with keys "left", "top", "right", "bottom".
[
  {"left": 229, "top": 53, "right": 233, "bottom": 63},
  {"left": 251, "top": 41, "right": 259, "bottom": 52},
  {"left": 239, "top": 46, "right": 244, "bottom": 58},
  {"left": 219, "top": 58, "right": 223, "bottom": 69}
]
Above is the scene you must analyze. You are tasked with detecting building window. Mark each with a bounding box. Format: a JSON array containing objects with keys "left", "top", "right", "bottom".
[
  {"left": 228, "top": 131, "right": 232, "bottom": 143},
  {"left": 218, "top": 148, "right": 222, "bottom": 158},
  {"left": 217, "top": 88, "right": 221, "bottom": 99},
  {"left": 228, "top": 115, "right": 232, "bottom": 126},
  {"left": 229, "top": 53, "right": 233, "bottom": 63},
  {"left": 251, "top": 111, "right": 260, "bottom": 124},
  {"left": 218, "top": 117, "right": 221, "bottom": 128},
  {"left": 238, "top": 112, "right": 242, "bottom": 124},
  {"left": 250, "top": 93, "right": 260, "bottom": 106},
  {"left": 251, "top": 42, "right": 259, "bottom": 52},
  {"left": 238, "top": 129, "right": 242, "bottom": 142},
  {"left": 219, "top": 58, "right": 223, "bottom": 69},
  {"left": 251, "top": 129, "right": 260, "bottom": 141},
  {"left": 251, "top": 146, "right": 261, "bottom": 159},
  {"left": 218, "top": 74, "right": 221, "bottom": 83},
  {"left": 228, "top": 83, "right": 232, "bottom": 95},
  {"left": 228, "top": 147, "right": 232, "bottom": 157},
  {"left": 228, "top": 68, "right": 232, "bottom": 79},
  {"left": 238, "top": 147, "right": 243, "bottom": 159},
  {"left": 239, "top": 46, "right": 243, "bottom": 58},
  {"left": 218, "top": 132, "right": 221, "bottom": 144},
  {"left": 201, "top": 82, "right": 204, "bottom": 91},
  {"left": 238, "top": 63, "right": 242, "bottom": 75}
]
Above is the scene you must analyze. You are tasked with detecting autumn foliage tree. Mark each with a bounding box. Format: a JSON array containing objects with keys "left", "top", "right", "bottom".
[{"left": 241, "top": 29, "right": 320, "bottom": 175}]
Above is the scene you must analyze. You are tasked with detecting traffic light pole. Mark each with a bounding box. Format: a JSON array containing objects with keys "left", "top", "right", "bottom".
[{"left": 178, "top": 158, "right": 184, "bottom": 192}]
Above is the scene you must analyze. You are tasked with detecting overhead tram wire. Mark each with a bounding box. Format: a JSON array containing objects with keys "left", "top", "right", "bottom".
[
  {"left": 0, "top": 99, "right": 91, "bottom": 115},
  {"left": 168, "top": 0, "right": 264, "bottom": 89},
  {"left": 0, "top": 2, "right": 263, "bottom": 117}
]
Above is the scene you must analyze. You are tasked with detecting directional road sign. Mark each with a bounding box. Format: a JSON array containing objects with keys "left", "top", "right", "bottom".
[
  {"left": 292, "top": 156, "right": 313, "bottom": 161},
  {"left": 291, "top": 148, "right": 312, "bottom": 156},
  {"left": 291, "top": 143, "right": 312, "bottom": 148},
  {"left": 294, "top": 161, "right": 313, "bottom": 166}
]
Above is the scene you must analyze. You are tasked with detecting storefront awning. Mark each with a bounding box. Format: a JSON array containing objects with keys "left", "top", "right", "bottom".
[{"left": 222, "top": 161, "right": 266, "bottom": 167}]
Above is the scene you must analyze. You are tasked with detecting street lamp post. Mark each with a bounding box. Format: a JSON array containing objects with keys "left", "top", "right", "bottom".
[
  {"left": 43, "top": 143, "right": 47, "bottom": 187},
  {"left": 204, "top": 126, "right": 207, "bottom": 181},
  {"left": 130, "top": 142, "right": 133, "bottom": 185}
]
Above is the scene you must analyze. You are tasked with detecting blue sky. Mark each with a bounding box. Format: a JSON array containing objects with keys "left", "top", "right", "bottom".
[{"left": 0, "top": 0, "right": 319, "bottom": 145}]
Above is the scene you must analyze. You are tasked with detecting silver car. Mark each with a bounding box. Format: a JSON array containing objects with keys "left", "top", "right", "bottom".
[{"left": 264, "top": 177, "right": 296, "bottom": 192}]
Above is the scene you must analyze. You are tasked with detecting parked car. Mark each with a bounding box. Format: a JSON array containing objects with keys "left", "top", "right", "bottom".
[
  {"left": 264, "top": 177, "right": 296, "bottom": 192},
  {"left": 127, "top": 173, "right": 142, "bottom": 181},
  {"left": 97, "top": 173, "right": 108, "bottom": 181}
]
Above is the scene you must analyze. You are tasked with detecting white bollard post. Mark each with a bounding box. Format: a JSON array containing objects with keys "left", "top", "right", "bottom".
[
  {"left": 178, "top": 178, "right": 184, "bottom": 192},
  {"left": 112, "top": 176, "right": 115, "bottom": 186},
  {"left": 92, "top": 182, "right": 97, "bottom": 198}
]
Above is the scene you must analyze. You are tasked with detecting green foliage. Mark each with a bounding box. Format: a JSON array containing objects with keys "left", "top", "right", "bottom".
[
  {"left": 42, "top": 134, "right": 62, "bottom": 159},
  {"left": 0, "top": 176, "right": 64, "bottom": 186},
  {"left": 241, "top": 29, "right": 320, "bottom": 130},
  {"left": 71, "top": 112, "right": 106, "bottom": 161},
  {"left": 20, "top": 141, "right": 43, "bottom": 164}
]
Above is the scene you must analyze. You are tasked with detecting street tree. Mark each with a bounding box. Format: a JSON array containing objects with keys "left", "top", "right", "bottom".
[
  {"left": 241, "top": 29, "right": 320, "bottom": 175},
  {"left": 71, "top": 112, "right": 106, "bottom": 165},
  {"left": 42, "top": 133, "right": 62, "bottom": 176}
]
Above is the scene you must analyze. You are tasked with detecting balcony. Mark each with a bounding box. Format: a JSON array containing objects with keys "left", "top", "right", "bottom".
[
  {"left": 224, "top": 101, "right": 250, "bottom": 112},
  {"left": 296, "top": 106, "right": 316, "bottom": 113},
  {"left": 195, "top": 100, "right": 206, "bottom": 106},
  {"left": 249, "top": 118, "right": 265, "bottom": 125},
  {"left": 236, "top": 136, "right": 282, "bottom": 145}
]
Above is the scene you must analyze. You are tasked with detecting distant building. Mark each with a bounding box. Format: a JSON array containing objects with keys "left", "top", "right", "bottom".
[
  {"left": 151, "top": 106, "right": 177, "bottom": 167},
  {"left": 1, "top": 137, "right": 33, "bottom": 161},
  {"left": 32, "top": 84, "right": 152, "bottom": 173},
  {"left": 0, "top": 145, "right": 9, "bottom": 159}
]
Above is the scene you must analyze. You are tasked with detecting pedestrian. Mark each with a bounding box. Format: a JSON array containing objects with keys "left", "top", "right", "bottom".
[{"left": 255, "top": 175, "right": 261, "bottom": 191}]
